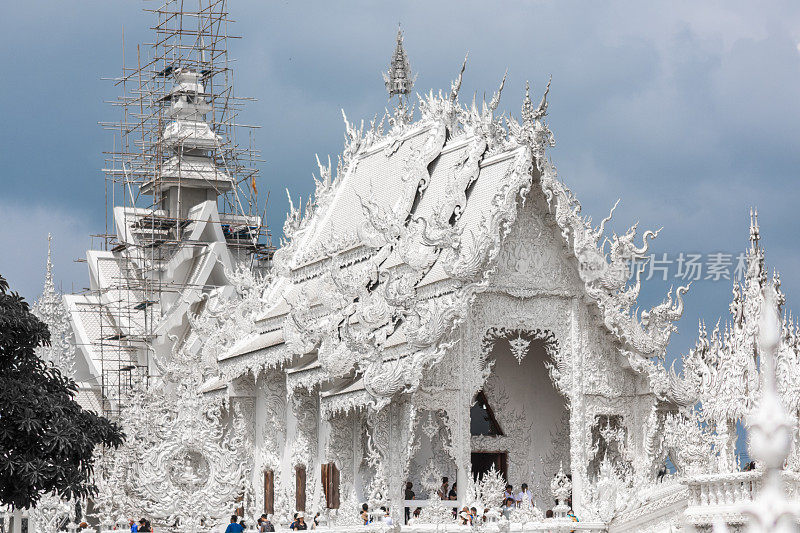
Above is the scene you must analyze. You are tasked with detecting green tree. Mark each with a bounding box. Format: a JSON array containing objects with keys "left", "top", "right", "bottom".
[{"left": 0, "top": 274, "right": 124, "bottom": 509}]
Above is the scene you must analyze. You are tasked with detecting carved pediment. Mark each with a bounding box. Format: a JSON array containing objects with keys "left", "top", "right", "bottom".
[{"left": 492, "top": 191, "right": 580, "bottom": 295}]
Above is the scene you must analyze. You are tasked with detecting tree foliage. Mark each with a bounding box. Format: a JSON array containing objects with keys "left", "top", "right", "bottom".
[{"left": 0, "top": 274, "right": 124, "bottom": 509}]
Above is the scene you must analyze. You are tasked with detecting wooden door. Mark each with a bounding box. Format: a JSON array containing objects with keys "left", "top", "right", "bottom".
[
  {"left": 264, "top": 470, "right": 274, "bottom": 515},
  {"left": 295, "top": 465, "right": 306, "bottom": 512},
  {"left": 321, "top": 462, "right": 340, "bottom": 509}
]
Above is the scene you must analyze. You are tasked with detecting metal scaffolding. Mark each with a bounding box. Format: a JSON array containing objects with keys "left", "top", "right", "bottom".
[{"left": 70, "top": 0, "right": 272, "bottom": 418}]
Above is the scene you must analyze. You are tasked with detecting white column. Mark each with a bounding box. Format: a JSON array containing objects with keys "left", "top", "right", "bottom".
[
  {"left": 387, "top": 403, "right": 404, "bottom": 524},
  {"left": 456, "top": 379, "right": 470, "bottom": 508},
  {"left": 353, "top": 413, "right": 363, "bottom": 502},
  {"left": 11, "top": 510, "right": 22, "bottom": 533},
  {"left": 568, "top": 297, "right": 585, "bottom": 513}
]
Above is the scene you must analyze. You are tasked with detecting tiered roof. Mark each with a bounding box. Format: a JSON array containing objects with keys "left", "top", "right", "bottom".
[{"left": 212, "top": 53, "right": 688, "bottom": 412}]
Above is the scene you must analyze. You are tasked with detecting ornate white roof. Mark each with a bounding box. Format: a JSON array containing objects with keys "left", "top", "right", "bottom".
[{"left": 213, "top": 62, "right": 687, "bottom": 410}]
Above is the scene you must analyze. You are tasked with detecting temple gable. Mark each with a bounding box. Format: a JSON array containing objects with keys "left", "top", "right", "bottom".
[{"left": 493, "top": 187, "right": 581, "bottom": 296}]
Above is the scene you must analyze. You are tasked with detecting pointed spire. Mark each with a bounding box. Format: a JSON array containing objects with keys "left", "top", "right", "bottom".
[
  {"left": 383, "top": 26, "right": 415, "bottom": 99},
  {"left": 38, "top": 233, "right": 58, "bottom": 307},
  {"left": 521, "top": 81, "right": 534, "bottom": 124},
  {"left": 44, "top": 233, "right": 54, "bottom": 292},
  {"left": 747, "top": 207, "right": 767, "bottom": 286},
  {"left": 749, "top": 207, "right": 761, "bottom": 250},
  {"left": 32, "top": 234, "right": 77, "bottom": 379}
]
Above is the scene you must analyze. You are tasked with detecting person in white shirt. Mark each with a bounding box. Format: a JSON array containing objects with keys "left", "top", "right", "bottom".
[
  {"left": 516, "top": 483, "right": 533, "bottom": 507},
  {"left": 437, "top": 477, "right": 450, "bottom": 500},
  {"left": 381, "top": 507, "right": 393, "bottom": 526}
]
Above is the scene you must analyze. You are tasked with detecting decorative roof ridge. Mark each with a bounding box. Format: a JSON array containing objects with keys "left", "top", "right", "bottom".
[
  {"left": 533, "top": 128, "right": 688, "bottom": 360},
  {"left": 275, "top": 58, "right": 519, "bottom": 271}
]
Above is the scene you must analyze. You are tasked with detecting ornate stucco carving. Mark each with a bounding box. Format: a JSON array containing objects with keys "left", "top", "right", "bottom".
[
  {"left": 92, "top": 342, "right": 251, "bottom": 530},
  {"left": 32, "top": 235, "right": 77, "bottom": 379},
  {"left": 665, "top": 212, "right": 800, "bottom": 476}
]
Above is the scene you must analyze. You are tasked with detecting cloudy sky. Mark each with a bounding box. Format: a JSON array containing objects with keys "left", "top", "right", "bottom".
[{"left": 1, "top": 0, "right": 799, "bottom": 365}]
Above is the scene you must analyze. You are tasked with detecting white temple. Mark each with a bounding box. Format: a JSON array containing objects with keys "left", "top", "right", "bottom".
[{"left": 20, "top": 4, "right": 800, "bottom": 533}]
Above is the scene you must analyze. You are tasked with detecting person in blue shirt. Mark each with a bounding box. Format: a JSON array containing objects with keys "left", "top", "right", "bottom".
[
  {"left": 225, "top": 515, "right": 244, "bottom": 533},
  {"left": 129, "top": 520, "right": 137, "bottom": 533}
]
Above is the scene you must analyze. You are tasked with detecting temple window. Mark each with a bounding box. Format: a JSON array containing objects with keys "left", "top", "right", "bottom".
[{"left": 588, "top": 414, "right": 630, "bottom": 479}]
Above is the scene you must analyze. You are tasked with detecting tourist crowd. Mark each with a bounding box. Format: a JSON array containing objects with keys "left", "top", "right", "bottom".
[
  {"left": 126, "top": 476, "right": 577, "bottom": 532},
  {"left": 223, "top": 512, "right": 324, "bottom": 532},
  {"left": 402, "top": 477, "right": 578, "bottom": 525}
]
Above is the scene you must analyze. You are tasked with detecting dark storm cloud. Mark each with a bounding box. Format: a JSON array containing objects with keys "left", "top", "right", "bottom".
[{"left": 1, "top": 0, "right": 799, "bottom": 363}]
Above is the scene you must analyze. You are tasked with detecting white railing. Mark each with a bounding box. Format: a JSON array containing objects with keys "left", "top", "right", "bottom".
[
  {"left": 685, "top": 470, "right": 761, "bottom": 509},
  {"left": 402, "top": 499, "right": 437, "bottom": 509},
  {"left": 396, "top": 501, "right": 604, "bottom": 531},
  {"left": 317, "top": 523, "right": 605, "bottom": 533},
  {"left": 684, "top": 470, "right": 800, "bottom": 527},
  {"left": 93, "top": 523, "right": 605, "bottom": 533}
]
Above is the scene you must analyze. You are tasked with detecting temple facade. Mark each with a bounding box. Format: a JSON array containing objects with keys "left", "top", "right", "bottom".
[
  {"left": 201, "top": 38, "right": 694, "bottom": 528},
  {"left": 39, "top": 6, "right": 800, "bottom": 533}
]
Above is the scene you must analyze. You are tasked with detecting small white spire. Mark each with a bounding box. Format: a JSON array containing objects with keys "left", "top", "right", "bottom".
[
  {"left": 32, "top": 234, "right": 77, "bottom": 378},
  {"left": 383, "top": 26, "right": 415, "bottom": 99},
  {"left": 44, "top": 233, "right": 55, "bottom": 294},
  {"left": 749, "top": 207, "right": 760, "bottom": 249}
]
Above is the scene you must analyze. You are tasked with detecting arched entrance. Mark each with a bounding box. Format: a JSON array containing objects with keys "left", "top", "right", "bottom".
[{"left": 471, "top": 328, "right": 570, "bottom": 508}]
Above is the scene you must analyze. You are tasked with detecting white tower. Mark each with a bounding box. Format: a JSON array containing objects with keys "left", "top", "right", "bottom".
[{"left": 140, "top": 68, "right": 233, "bottom": 220}]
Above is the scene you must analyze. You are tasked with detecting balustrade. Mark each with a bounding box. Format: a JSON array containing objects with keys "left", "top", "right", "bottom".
[
  {"left": 686, "top": 470, "right": 776, "bottom": 508},
  {"left": 95, "top": 523, "right": 606, "bottom": 533},
  {"left": 683, "top": 469, "right": 800, "bottom": 527}
]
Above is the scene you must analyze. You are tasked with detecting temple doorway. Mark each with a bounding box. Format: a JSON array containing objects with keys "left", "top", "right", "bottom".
[
  {"left": 472, "top": 329, "right": 569, "bottom": 508},
  {"left": 471, "top": 452, "right": 508, "bottom": 481}
]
